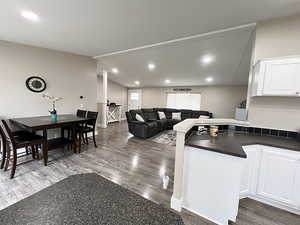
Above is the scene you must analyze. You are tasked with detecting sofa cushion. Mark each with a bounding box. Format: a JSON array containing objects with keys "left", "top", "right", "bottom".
[
  {"left": 156, "top": 119, "right": 170, "bottom": 131},
  {"left": 172, "top": 112, "right": 181, "bottom": 120},
  {"left": 164, "top": 108, "right": 179, "bottom": 119},
  {"left": 130, "top": 110, "right": 145, "bottom": 121},
  {"left": 158, "top": 111, "right": 166, "bottom": 120},
  {"left": 192, "top": 110, "right": 211, "bottom": 118},
  {"left": 171, "top": 119, "right": 181, "bottom": 125},
  {"left": 141, "top": 108, "right": 158, "bottom": 121},
  {"left": 180, "top": 110, "right": 192, "bottom": 120},
  {"left": 135, "top": 114, "right": 145, "bottom": 122}
]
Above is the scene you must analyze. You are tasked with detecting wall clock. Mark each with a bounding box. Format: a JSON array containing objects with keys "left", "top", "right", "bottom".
[{"left": 26, "top": 76, "right": 47, "bottom": 93}]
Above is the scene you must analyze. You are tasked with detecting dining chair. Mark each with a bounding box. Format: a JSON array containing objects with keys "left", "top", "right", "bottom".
[
  {"left": 0, "top": 120, "right": 47, "bottom": 179},
  {"left": 65, "top": 109, "right": 87, "bottom": 145},
  {"left": 81, "top": 111, "right": 98, "bottom": 148},
  {"left": 0, "top": 125, "right": 7, "bottom": 169},
  {"left": 77, "top": 110, "right": 87, "bottom": 118}
]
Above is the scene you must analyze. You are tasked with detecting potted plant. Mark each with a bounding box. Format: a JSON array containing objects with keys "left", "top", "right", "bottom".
[{"left": 42, "top": 93, "right": 63, "bottom": 119}]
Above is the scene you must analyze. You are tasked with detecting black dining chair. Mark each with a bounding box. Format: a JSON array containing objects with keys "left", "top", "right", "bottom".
[
  {"left": 64, "top": 109, "right": 87, "bottom": 145},
  {"left": 81, "top": 111, "right": 98, "bottom": 148},
  {"left": 0, "top": 120, "right": 47, "bottom": 179},
  {"left": 77, "top": 110, "right": 87, "bottom": 118}
]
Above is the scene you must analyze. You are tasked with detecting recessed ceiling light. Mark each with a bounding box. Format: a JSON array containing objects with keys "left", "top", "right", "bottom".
[
  {"left": 21, "top": 10, "right": 40, "bottom": 22},
  {"left": 111, "top": 68, "right": 119, "bottom": 74},
  {"left": 148, "top": 63, "right": 156, "bottom": 71},
  {"left": 206, "top": 77, "right": 213, "bottom": 82},
  {"left": 134, "top": 81, "right": 140, "bottom": 85},
  {"left": 165, "top": 79, "right": 171, "bottom": 84},
  {"left": 201, "top": 55, "right": 215, "bottom": 65}
]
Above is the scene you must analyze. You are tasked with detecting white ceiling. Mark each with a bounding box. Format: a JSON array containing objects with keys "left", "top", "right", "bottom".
[
  {"left": 1, "top": 0, "right": 300, "bottom": 57},
  {"left": 100, "top": 26, "right": 255, "bottom": 87}
]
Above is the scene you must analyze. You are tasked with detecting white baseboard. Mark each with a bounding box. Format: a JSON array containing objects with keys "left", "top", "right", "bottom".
[
  {"left": 183, "top": 206, "right": 226, "bottom": 225},
  {"left": 245, "top": 194, "right": 300, "bottom": 216},
  {"left": 171, "top": 195, "right": 183, "bottom": 212}
]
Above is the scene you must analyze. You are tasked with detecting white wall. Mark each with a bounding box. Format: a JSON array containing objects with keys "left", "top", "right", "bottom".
[
  {"left": 0, "top": 40, "right": 97, "bottom": 118},
  {"left": 248, "top": 14, "right": 300, "bottom": 131},
  {"left": 97, "top": 77, "right": 128, "bottom": 124},
  {"left": 133, "top": 86, "right": 247, "bottom": 118}
]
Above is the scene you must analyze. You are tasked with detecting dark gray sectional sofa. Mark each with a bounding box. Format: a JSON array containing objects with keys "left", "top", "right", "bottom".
[{"left": 125, "top": 108, "right": 213, "bottom": 139}]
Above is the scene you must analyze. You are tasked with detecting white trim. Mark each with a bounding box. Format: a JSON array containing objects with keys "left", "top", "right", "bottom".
[
  {"left": 239, "top": 194, "right": 300, "bottom": 216},
  {"left": 171, "top": 195, "right": 183, "bottom": 212},
  {"left": 183, "top": 206, "right": 228, "bottom": 225},
  {"left": 93, "top": 23, "right": 256, "bottom": 58}
]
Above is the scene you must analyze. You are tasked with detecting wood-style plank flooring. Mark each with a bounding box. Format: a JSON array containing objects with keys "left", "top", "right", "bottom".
[{"left": 0, "top": 122, "right": 300, "bottom": 225}]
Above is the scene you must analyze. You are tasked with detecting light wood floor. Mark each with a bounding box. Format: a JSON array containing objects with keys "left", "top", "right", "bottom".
[{"left": 0, "top": 122, "right": 300, "bottom": 225}]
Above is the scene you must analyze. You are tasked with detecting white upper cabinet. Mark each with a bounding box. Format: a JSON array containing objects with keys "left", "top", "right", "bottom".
[{"left": 252, "top": 57, "right": 300, "bottom": 97}]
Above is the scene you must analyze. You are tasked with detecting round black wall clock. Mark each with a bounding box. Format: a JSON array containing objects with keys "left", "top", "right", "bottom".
[{"left": 26, "top": 76, "right": 47, "bottom": 93}]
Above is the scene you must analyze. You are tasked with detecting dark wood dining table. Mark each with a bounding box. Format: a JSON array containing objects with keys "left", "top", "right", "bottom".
[{"left": 10, "top": 114, "right": 92, "bottom": 165}]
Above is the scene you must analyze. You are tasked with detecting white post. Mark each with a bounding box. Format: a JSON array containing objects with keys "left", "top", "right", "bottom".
[
  {"left": 101, "top": 70, "right": 108, "bottom": 128},
  {"left": 171, "top": 130, "right": 186, "bottom": 212}
]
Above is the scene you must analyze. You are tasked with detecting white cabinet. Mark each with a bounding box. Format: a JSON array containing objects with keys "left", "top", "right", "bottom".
[
  {"left": 257, "top": 148, "right": 300, "bottom": 208},
  {"left": 240, "top": 145, "right": 300, "bottom": 213},
  {"left": 252, "top": 57, "right": 300, "bottom": 97},
  {"left": 240, "top": 146, "right": 261, "bottom": 197}
]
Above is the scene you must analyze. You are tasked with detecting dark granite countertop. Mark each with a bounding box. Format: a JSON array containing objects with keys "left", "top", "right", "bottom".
[{"left": 186, "top": 132, "right": 300, "bottom": 158}]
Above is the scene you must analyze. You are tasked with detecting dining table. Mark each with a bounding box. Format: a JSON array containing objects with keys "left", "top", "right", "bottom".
[{"left": 10, "top": 114, "right": 93, "bottom": 165}]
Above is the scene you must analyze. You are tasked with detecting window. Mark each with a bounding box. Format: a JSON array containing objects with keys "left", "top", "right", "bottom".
[
  {"left": 167, "top": 93, "right": 201, "bottom": 110},
  {"left": 130, "top": 92, "right": 139, "bottom": 100}
]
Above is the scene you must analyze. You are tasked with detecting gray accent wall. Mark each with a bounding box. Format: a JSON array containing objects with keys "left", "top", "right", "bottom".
[
  {"left": 0, "top": 40, "right": 97, "bottom": 118},
  {"left": 248, "top": 14, "right": 300, "bottom": 131},
  {"left": 134, "top": 86, "right": 247, "bottom": 118}
]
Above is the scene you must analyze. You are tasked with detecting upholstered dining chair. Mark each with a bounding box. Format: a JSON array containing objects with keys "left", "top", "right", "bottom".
[
  {"left": 0, "top": 120, "right": 47, "bottom": 179},
  {"left": 81, "top": 111, "right": 98, "bottom": 148}
]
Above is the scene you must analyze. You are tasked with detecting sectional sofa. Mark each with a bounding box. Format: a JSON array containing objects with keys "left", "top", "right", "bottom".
[{"left": 125, "top": 108, "right": 213, "bottom": 139}]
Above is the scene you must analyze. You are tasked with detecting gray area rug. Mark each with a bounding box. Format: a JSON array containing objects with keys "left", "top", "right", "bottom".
[
  {"left": 0, "top": 173, "right": 184, "bottom": 225},
  {"left": 151, "top": 130, "right": 177, "bottom": 146}
]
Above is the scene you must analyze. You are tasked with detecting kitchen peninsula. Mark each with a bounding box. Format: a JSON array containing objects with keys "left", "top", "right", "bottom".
[{"left": 171, "top": 119, "right": 300, "bottom": 225}]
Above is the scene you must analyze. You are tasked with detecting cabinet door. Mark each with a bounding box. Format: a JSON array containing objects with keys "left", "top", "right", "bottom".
[
  {"left": 240, "top": 146, "right": 260, "bottom": 197},
  {"left": 257, "top": 149, "right": 300, "bottom": 207},
  {"left": 262, "top": 58, "right": 300, "bottom": 96}
]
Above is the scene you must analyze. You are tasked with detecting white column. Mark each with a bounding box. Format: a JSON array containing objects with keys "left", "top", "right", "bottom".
[
  {"left": 101, "top": 70, "right": 108, "bottom": 128},
  {"left": 171, "top": 130, "right": 185, "bottom": 212}
]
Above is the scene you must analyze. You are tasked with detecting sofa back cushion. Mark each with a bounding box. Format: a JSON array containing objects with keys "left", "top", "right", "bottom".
[
  {"left": 141, "top": 108, "right": 158, "bottom": 121},
  {"left": 164, "top": 108, "right": 179, "bottom": 119},
  {"left": 130, "top": 110, "right": 145, "bottom": 121},
  {"left": 180, "top": 110, "right": 192, "bottom": 120},
  {"left": 126, "top": 112, "right": 134, "bottom": 122},
  {"left": 192, "top": 110, "right": 211, "bottom": 118}
]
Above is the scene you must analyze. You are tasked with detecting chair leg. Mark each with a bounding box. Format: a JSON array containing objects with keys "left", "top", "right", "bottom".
[
  {"left": 92, "top": 131, "right": 97, "bottom": 148},
  {"left": 42, "top": 142, "right": 48, "bottom": 166},
  {"left": 10, "top": 148, "right": 17, "bottom": 179},
  {"left": 31, "top": 145, "right": 36, "bottom": 159},
  {"left": 0, "top": 140, "right": 6, "bottom": 169},
  {"left": 4, "top": 145, "right": 10, "bottom": 171},
  {"left": 85, "top": 133, "right": 88, "bottom": 144},
  {"left": 25, "top": 147, "right": 29, "bottom": 155}
]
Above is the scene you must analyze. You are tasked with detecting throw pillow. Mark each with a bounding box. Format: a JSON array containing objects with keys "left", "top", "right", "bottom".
[
  {"left": 158, "top": 111, "right": 166, "bottom": 120},
  {"left": 172, "top": 112, "right": 181, "bottom": 120},
  {"left": 199, "top": 115, "right": 210, "bottom": 119},
  {"left": 135, "top": 114, "right": 145, "bottom": 122}
]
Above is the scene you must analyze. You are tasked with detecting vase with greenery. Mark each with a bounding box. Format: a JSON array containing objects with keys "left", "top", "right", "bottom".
[{"left": 42, "top": 93, "right": 63, "bottom": 119}]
